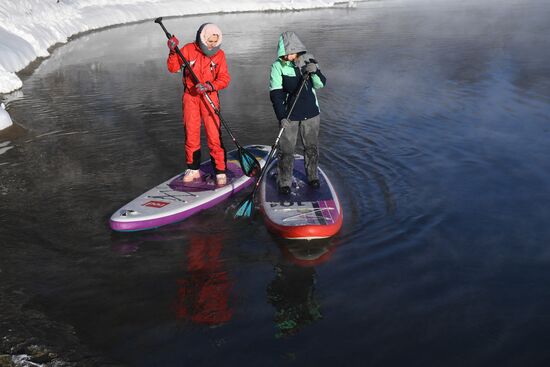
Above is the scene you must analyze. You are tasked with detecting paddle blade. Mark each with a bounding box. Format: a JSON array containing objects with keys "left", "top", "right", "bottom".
[
  {"left": 234, "top": 196, "right": 255, "bottom": 218},
  {"left": 239, "top": 149, "right": 261, "bottom": 178}
]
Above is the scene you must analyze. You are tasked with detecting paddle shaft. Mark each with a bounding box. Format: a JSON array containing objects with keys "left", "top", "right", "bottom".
[{"left": 155, "top": 18, "right": 241, "bottom": 146}]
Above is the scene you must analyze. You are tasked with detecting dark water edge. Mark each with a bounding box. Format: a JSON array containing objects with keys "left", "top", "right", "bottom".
[
  {"left": 2, "top": 30, "right": 120, "bottom": 367},
  {"left": 0, "top": 285, "right": 119, "bottom": 367},
  {"left": 6, "top": 11, "right": 175, "bottom": 367}
]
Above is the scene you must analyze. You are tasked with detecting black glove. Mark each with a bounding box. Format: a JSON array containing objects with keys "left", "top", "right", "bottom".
[{"left": 305, "top": 62, "right": 318, "bottom": 74}]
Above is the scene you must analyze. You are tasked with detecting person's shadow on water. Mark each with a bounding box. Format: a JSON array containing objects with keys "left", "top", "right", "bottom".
[{"left": 267, "top": 239, "right": 336, "bottom": 338}]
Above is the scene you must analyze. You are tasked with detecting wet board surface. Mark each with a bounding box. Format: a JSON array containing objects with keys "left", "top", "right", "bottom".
[
  {"left": 110, "top": 145, "right": 271, "bottom": 231},
  {"left": 259, "top": 155, "right": 343, "bottom": 240}
]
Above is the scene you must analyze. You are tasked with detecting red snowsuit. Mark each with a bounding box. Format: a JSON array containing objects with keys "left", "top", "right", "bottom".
[{"left": 167, "top": 42, "right": 231, "bottom": 173}]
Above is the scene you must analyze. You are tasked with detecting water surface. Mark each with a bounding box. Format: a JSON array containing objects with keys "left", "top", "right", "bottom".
[{"left": 2, "top": 0, "right": 550, "bottom": 366}]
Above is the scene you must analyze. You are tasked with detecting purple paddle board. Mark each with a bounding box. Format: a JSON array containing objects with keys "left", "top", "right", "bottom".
[{"left": 110, "top": 145, "right": 271, "bottom": 231}]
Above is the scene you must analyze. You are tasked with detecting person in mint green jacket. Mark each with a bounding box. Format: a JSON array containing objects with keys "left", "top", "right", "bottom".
[{"left": 269, "top": 31, "right": 327, "bottom": 195}]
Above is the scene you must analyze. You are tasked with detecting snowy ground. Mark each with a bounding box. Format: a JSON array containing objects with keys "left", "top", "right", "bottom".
[{"left": 0, "top": 0, "right": 346, "bottom": 131}]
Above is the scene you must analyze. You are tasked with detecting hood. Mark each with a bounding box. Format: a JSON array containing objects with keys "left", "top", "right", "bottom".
[
  {"left": 277, "top": 31, "right": 307, "bottom": 58},
  {"left": 196, "top": 23, "right": 222, "bottom": 57}
]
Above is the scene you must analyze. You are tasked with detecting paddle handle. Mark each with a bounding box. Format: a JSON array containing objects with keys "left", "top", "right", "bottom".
[{"left": 155, "top": 17, "right": 171, "bottom": 39}]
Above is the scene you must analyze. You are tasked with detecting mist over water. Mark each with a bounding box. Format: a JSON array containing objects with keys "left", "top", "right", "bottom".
[{"left": 2, "top": 0, "right": 550, "bottom": 365}]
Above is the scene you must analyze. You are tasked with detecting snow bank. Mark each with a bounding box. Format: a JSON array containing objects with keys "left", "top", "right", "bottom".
[
  {"left": 0, "top": 103, "right": 13, "bottom": 130},
  {"left": 0, "top": 0, "right": 335, "bottom": 95}
]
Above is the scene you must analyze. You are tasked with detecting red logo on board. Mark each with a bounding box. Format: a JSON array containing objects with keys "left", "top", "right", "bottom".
[{"left": 143, "top": 200, "right": 170, "bottom": 208}]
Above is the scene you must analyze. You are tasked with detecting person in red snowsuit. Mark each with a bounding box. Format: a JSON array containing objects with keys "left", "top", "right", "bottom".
[{"left": 166, "top": 23, "right": 231, "bottom": 186}]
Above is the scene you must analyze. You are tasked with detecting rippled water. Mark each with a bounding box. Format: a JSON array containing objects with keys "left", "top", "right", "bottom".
[{"left": 2, "top": 0, "right": 550, "bottom": 365}]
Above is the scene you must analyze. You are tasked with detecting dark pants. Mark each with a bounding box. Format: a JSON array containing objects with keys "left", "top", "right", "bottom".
[{"left": 277, "top": 115, "right": 320, "bottom": 188}]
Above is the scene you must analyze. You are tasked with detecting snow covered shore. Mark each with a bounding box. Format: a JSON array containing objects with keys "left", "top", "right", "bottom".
[
  {"left": 0, "top": 0, "right": 342, "bottom": 131},
  {"left": 0, "top": 103, "right": 13, "bottom": 130}
]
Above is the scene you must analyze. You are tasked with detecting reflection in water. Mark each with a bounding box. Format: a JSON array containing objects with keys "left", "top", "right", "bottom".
[
  {"left": 268, "top": 263, "right": 321, "bottom": 338},
  {"left": 174, "top": 235, "right": 233, "bottom": 326},
  {"left": 110, "top": 227, "right": 235, "bottom": 327},
  {"left": 267, "top": 240, "right": 336, "bottom": 337},
  {"left": 279, "top": 240, "right": 336, "bottom": 268}
]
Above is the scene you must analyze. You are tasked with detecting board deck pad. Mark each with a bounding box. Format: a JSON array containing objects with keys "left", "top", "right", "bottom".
[
  {"left": 110, "top": 145, "right": 270, "bottom": 231},
  {"left": 168, "top": 161, "right": 242, "bottom": 192},
  {"left": 260, "top": 155, "right": 343, "bottom": 239}
]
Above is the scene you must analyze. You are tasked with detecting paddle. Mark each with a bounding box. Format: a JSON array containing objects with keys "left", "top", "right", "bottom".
[
  {"left": 155, "top": 17, "right": 261, "bottom": 177},
  {"left": 234, "top": 73, "right": 311, "bottom": 219}
]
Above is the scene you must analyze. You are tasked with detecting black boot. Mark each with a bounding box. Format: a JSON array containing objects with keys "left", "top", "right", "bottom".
[
  {"left": 308, "top": 179, "right": 320, "bottom": 189},
  {"left": 278, "top": 186, "right": 291, "bottom": 195}
]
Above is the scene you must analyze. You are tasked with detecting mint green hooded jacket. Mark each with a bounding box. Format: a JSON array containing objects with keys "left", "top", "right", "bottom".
[{"left": 269, "top": 31, "right": 327, "bottom": 121}]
